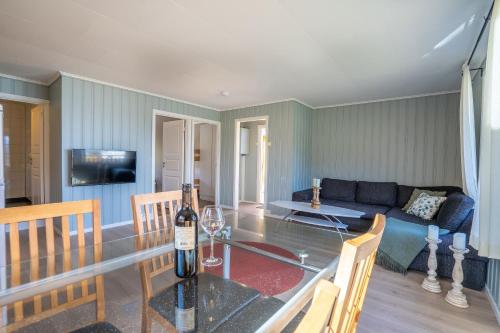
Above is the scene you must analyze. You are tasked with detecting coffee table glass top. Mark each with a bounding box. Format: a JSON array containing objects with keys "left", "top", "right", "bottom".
[
  {"left": 270, "top": 200, "right": 364, "bottom": 217},
  {"left": 0, "top": 213, "right": 351, "bottom": 332}
]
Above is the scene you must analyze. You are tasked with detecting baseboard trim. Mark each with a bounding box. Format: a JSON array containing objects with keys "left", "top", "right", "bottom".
[
  {"left": 485, "top": 285, "right": 500, "bottom": 325},
  {"left": 219, "top": 204, "right": 234, "bottom": 210},
  {"left": 69, "top": 220, "right": 133, "bottom": 236}
]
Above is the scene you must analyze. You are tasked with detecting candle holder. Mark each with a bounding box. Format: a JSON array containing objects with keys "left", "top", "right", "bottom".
[
  {"left": 445, "top": 246, "right": 470, "bottom": 308},
  {"left": 311, "top": 186, "right": 321, "bottom": 209},
  {"left": 421, "top": 237, "right": 442, "bottom": 293}
]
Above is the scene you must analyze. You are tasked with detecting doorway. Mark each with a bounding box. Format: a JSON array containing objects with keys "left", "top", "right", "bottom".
[
  {"left": 0, "top": 99, "right": 47, "bottom": 207},
  {"left": 233, "top": 117, "right": 269, "bottom": 211},
  {"left": 152, "top": 110, "right": 221, "bottom": 206}
]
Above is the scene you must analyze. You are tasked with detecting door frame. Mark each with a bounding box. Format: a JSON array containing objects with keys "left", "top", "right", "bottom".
[
  {"left": 256, "top": 124, "right": 267, "bottom": 204},
  {"left": 0, "top": 96, "right": 50, "bottom": 204},
  {"left": 0, "top": 93, "right": 50, "bottom": 323},
  {"left": 233, "top": 116, "right": 269, "bottom": 210},
  {"left": 151, "top": 110, "right": 221, "bottom": 205}
]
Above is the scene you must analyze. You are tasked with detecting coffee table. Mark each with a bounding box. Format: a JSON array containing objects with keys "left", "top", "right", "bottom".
[{"left": 270, "top": 200, "right": 364, "bottom": 241}]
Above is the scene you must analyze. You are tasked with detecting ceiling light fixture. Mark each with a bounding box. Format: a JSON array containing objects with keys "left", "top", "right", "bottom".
[{"left": 220, "top": 91, "right": 230, "bottom": 97}]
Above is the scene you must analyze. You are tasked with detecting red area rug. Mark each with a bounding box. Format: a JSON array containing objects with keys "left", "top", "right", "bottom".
[{"left": 202, "top": 241, "right": 305, "bottom": 296}]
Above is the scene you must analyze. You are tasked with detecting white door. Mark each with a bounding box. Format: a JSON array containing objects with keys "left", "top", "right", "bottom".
[
  {"left": 30, "top": 105, "right": 44, "bottom": 204},
  {"left": 162, "top": 120, "right": 185, "bottom": 191}
]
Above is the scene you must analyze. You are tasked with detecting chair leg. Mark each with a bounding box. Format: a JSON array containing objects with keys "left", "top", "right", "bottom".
[
  {"left": 141, "top": 303, "right": 152, "bottom": 333},
  {"left": 95, "top": 275, "right": 105, "bottom": 321}
]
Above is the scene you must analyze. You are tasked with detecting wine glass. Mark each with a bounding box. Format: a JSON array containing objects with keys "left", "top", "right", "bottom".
[{"left": 200, "top": 205, "right": 225, "bottom": 267}]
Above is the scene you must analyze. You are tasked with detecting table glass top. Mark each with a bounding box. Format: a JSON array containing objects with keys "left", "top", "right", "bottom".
[{"left": 0, "top": 213, "right": 353, "bottom": 332}]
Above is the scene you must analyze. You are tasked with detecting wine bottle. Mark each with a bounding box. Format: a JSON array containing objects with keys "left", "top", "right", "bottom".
[
  {"left": 175, "top": 184, "right": 198, "bottom": 278},
  {"left": 174, "top": 276, "right": 198, "bottom": 333}
]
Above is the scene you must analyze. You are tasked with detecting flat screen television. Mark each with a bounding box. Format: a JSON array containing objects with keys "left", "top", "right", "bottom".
[{"left": 71, "top": 149, "right": 136, "bottom": 186}]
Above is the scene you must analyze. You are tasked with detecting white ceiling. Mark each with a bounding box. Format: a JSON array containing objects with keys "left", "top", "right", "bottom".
[{"left": 0, "top": 0, "right": 492, "bottom": 110}]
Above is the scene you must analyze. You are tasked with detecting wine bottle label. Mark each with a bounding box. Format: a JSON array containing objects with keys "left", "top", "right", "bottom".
[
  {"left": 175, "top": 306, "right": 195, "bottom": 332},
  {"left": 175, "top": 226, "right": 196, "bottom": 250}
]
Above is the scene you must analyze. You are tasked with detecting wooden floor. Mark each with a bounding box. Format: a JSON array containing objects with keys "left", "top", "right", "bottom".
[{"left": 233, "top": 204, "right": 500, "bottom": 332}]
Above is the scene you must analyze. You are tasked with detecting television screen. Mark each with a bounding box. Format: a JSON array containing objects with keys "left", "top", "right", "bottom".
[{"left": 71, "top": 149, "right": 136, "bottom": 186}]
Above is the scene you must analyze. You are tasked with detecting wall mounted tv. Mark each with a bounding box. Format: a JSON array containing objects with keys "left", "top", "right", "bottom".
[{"left": 71, "top": 149, "right": 136, "bottom": 186}]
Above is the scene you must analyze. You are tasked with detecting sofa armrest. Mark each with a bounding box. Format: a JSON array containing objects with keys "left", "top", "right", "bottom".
[{"left": 292, "top": 188, "right": 313, "bottom": 202}]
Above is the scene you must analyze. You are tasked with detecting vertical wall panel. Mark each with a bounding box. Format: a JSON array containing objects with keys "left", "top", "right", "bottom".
[
  {"left": 312, "top": 93, "right": 462, "bottom": 186},
  {"left": 59, "top": 75, "right": 219, "bottom": 227},
  {"left": 48, "top": 78, "right": 62, "bottom": 203},
  {"left": 0, "top": 75, "right": 49, "bottom": 101}
]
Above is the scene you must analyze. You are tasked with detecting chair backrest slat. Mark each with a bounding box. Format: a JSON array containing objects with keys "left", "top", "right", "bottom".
[
  {"left": 0, "top": 200, "right": 106, "bottom": 331},
  {"left": 294, "top": 280, "right": 340, "bottom": 333},
  {"left": 45, "top": 217, "right": 55, "bottom": 255}
]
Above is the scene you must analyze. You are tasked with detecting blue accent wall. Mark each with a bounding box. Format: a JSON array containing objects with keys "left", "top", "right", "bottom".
[
  {"left": 0, "top": 75, "right": 49, "bottom": 101},
  {"left": 56, "top": 75, "right": 219, "bottom": 228}
]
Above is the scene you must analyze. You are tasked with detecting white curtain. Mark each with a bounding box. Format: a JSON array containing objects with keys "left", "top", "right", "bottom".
[
  {"left": 460, "top": 64, "right": 480, "bottom": 249},
  {"left": 476, "top": 0, "right": 500, "bottom": 258}
]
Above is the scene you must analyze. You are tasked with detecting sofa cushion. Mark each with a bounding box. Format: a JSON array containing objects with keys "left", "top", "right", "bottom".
[
  {"left": 322, "top": 199, "right": 391, "bottom": 219},
  {"left": 402, "top": 189, "right": 446, "bottom": 211},
  {"left": 406, "top": 193, "right": 446, "bottom": 220},
  {"left": 385, "top": 207, "right": 431, "bottom": 227},
  {"left": 397, "top": 185, "right": 463, "bottom": 208},
  {"left": 436, "top": 192, "right": 474, "bottom": 232},
  {"left": 320, "top": 178, "right": 357, "bottom": 202},
  {"left": 356, "top": 181, "right": 397, "bottom": 207}
]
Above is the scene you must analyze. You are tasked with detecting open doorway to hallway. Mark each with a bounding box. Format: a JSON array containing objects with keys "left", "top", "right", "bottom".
[
  {"left": 152, "top": 111, "right": 221, "bottom": 210},
  {"left": 233, "top": 117, "right": 269, "bottom": 211},
  {"left": 0, "top": 99, "right": 46, "bottom": 208}
]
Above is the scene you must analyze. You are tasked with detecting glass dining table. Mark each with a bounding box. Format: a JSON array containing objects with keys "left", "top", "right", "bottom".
[{"left": 0, "top": 214, "right": 355, "bottom": 332}]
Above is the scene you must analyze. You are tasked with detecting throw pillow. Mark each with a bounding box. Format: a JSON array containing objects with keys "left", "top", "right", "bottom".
[
  {"left": 406, "top": 193, "right": 446, "bottom": 220},
  {"left": 402, "top": 189, "right": 446, "bottom": 211}
]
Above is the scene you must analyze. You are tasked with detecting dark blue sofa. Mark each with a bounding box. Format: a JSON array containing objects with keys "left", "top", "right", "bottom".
[{"left": 292, "top": 178, "right": 488, "bottom": 290}]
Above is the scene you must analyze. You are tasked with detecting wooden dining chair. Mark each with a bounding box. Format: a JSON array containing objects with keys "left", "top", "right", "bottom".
[
  {"left": 131, "top": 189, "right": 204, "bottom": 333},
  {"left": 131, "top": 188, "right": 204, "bottom": 299},
  {"left": 0, "top": 200, "right": 105, "bottom": 332},
  {"left": 295, "top": 214, "right": 386, "bottom": 333}
]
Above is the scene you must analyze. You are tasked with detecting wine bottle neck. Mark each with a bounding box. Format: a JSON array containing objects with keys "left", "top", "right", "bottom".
[{"left": 182, "top": 190, "right": 192, "bottom": 208}]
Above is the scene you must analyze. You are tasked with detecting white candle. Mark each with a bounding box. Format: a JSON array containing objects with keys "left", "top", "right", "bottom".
[
  {"left": 312, "top": 178, "right": 320, "bottom": 188},
  {"left": 428, "top": 225, "right": 439, "bottom": 241},
  {"left": 453, "top": 233, "right": 467, "bottom": 251}
]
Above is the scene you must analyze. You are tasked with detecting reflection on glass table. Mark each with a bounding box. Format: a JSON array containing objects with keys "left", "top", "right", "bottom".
[{"left": 0, "top": 216, "right": 349, "bottom": 332}]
